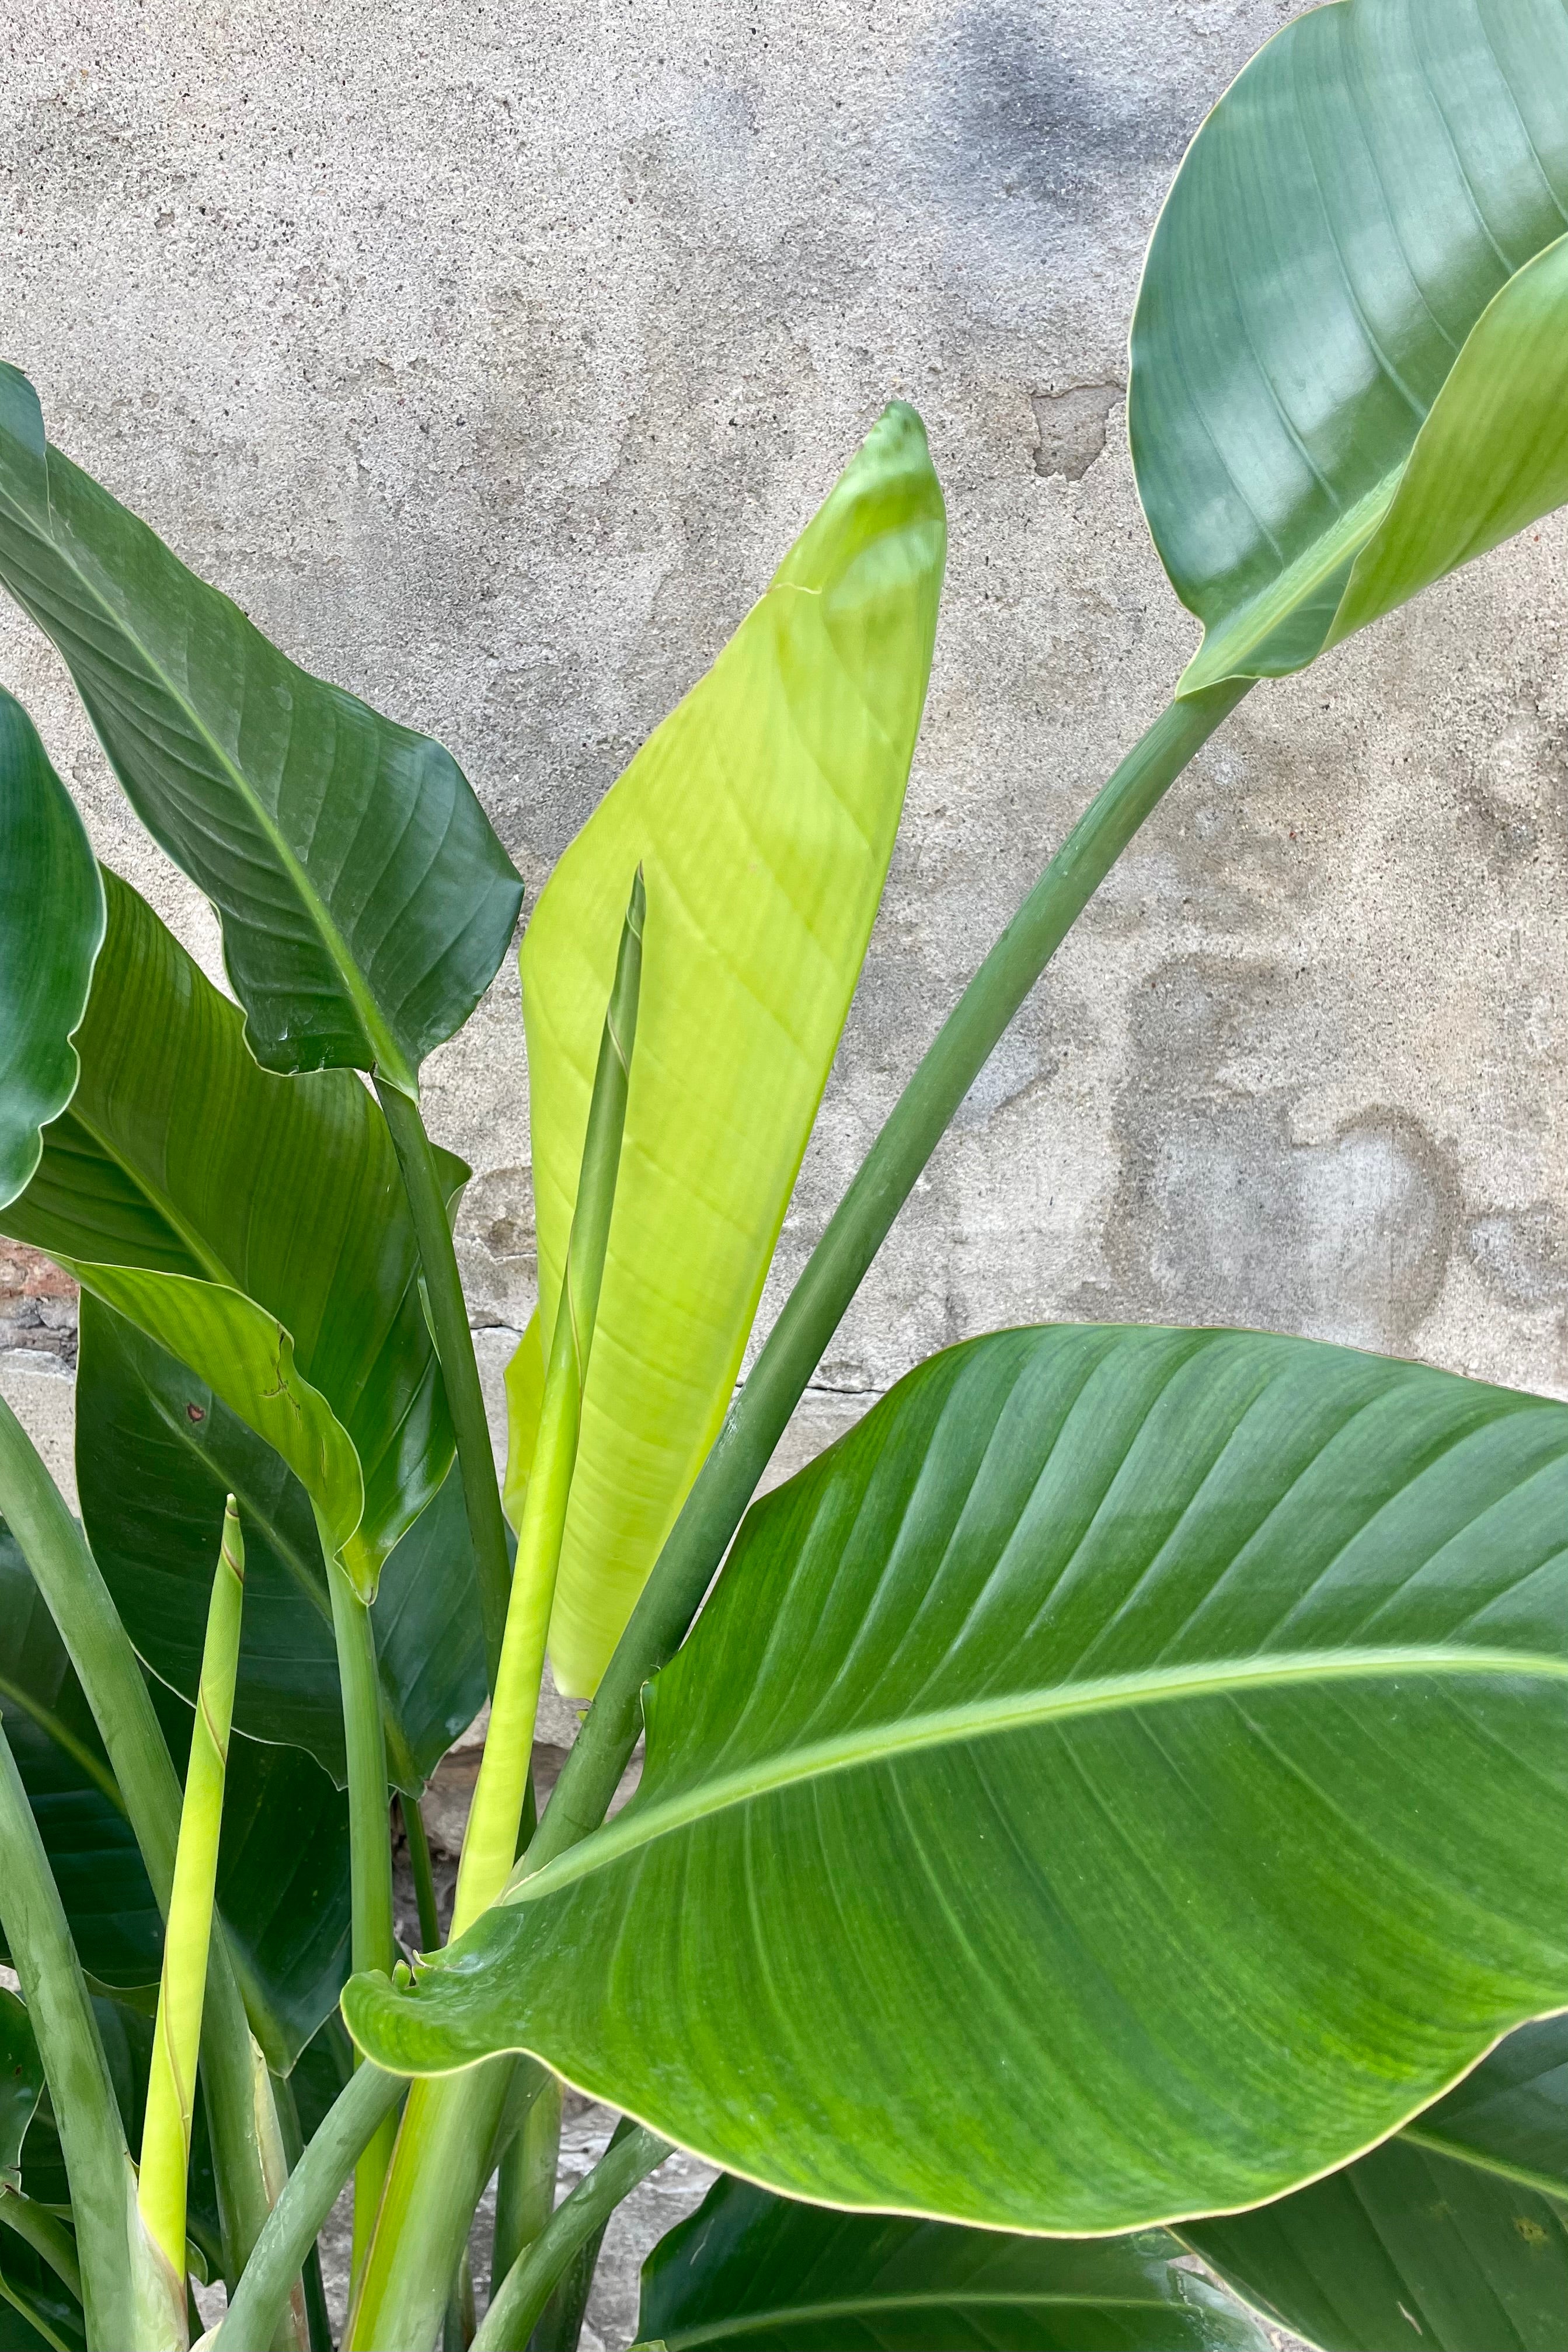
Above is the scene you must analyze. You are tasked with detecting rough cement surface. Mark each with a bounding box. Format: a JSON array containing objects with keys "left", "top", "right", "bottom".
[{"left": 1, "top": 1, "right": 1561, "bottom": 2343}]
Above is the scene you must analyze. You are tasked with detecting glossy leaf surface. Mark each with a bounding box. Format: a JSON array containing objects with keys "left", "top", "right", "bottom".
[
  {"left": 0, "top": 690, "right": 102, "bottom": 1213},
  {"left": 77, "top": 1296, "right": 485, "bottom": 1790},
  {"left": 0, "top": 1525, "right": 348, "bottom": 2070},
  {"left": 0, "top": 365, "right": 521, "bottom": 1089},
  {"left": 640, "top": 2173, "right": 1270, "bottom": 2351},
  {"left": 1186, "top": 2017, "right": 1568, "bottom": 2352},
  {"left": 0, "top": 1991, "right": 43, "bottom": 2184},
  {"left": 1, "top": 872, "right": 457, "bottom": 1594},
  {"left": 1130, "top": 0, "right": 1568, "bottom": 693},
  {"left": 348, "top": 1324, "right": 1568, "bottom": 2232},
  {"left": 521, "top": 402, "right": 944, "bottom": 1694}
]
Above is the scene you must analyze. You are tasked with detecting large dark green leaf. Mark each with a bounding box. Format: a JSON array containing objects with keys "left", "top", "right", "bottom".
[
  {"left": 347, "top": 1324, "right": 1568, "bottom": 2233},
  {"left": 1130, "top": 0, "right": 1568, "bottom": 694},
  {"left": 0, "top": 365, "right": 521, "bottom": 1091},
  {"left": 0, "top": 1993, "right": 42, "bottom": 2187},
  {"left": 1184, "top": 2018, "right": 1568, "bottom": 2352},
  {"left": 0, "top": 1526, "right": 347, "bottom": 2070},
  {"left": 1, "top": 872, "right": 458, "bottom": 1595},
  {"left": 0, "top": 691, "right": 102, "bottom": 1214},
  {"left": 76, "top": 1296, "right": 486, "bottom": 1790},
  {"left": 639, "top": 2173, "right": 1271, "bottom": 2351},
  {"left": 0, "top": 2239, "right": 84, "bottom": 2352}
]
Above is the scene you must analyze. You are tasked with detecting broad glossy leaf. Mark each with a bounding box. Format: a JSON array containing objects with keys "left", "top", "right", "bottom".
[
  {"left": 77, "top": 1296, "right": 485, "bottom": 1790},
  {"left": 0, "top": 365, "right": 521, "bottom": 1089},
  {"left": 1, "top": 872, "right": 458, "bottom": 1594},
  {"left": 0, "top": 691, "right": 102, "bottom": 1212},
  {"left": 0, "top": 2241, "right": 84, "bottom": 2352},
  {"left": 1184, "top": 2018, "right": 1568, "bottom": 2352},
  {"left": 640, "top": 2173, "right": 1270, "bottom": 2351},
  {"left": 522, "top": 401, "right": 944, "bottom": 1694},
  {"left": 347, "top": 1324, "right": 1568, "bottom": 2232},
  {"left": 0, "top": 1525, "right": 348, "bottom": 2070},
  {"left": 0, "top": 1992, "right": 42, "bottom": 2186},
  {"left": 1130, "top": 0, "right": 1568, "bottom": 694}
]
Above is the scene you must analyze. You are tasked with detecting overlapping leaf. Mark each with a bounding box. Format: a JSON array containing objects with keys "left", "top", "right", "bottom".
[
  {"left": 0, "top": 1524, "right": 347, "bottom": 2071},
  {"left": 520, "top": 400, "right": 945, "bottom": 1694},
  {"left": 0, "top": 691, "right": 102, "bottom": 1214},
  {"left": 1130, "top": 0, "right": 1568, "bottom": 692},
  {"left": 76, "top": 1297, "right": 486, "bottom": 1790},
  {"left": 349, "top": 1324, "right": 1568, "bottom": 2233},
  {"left": 1187, "top": 2017, "right": 1568, "bottom": 2351},
  {"left": 1, "top": 872, "right": 458, "bottom": 1594},
  {"left": 0, "top": 365, "right": 521, "bottom": 1090},
  {"left": 639, "top": 2173, "right": 1271, "bottom": 2351}
]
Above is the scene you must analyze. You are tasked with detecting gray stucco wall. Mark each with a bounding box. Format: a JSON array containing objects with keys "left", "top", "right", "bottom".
[{"left": 0, "top": 5, "right": 1559, "bottom": 2339}]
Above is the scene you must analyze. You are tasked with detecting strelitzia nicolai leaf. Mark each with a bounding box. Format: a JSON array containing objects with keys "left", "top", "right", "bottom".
[
  {"left": 0, "top": 1991, "right": 43, "bottom": 2187},
  {"left": 639, "top": 2172, "right": 1272, "bottom": 2351},
  {"left": 1185, "top": 2016, "right": 1568, "bottom": 2352},
  {"left": 0, "top": 872, "right": 459, "bottom": 1596},
  {"left": 522, "top": 400, "right": 945, "bottom": 1694},
  {"left": 0, "top": 366, "right": 522, "bottom": 1091},
  {"left": 1130, "top": 0, "right": 1568, "bottom": 694},
  {"left": 0, "top": 690, "right": 102, "bottom": 1214},
  {"left": 75, "top": 1295, "right": 486, "bottom": 1791},
  {"left": 346, "top": 1324, "right": 1568, "bottom": 2233}
]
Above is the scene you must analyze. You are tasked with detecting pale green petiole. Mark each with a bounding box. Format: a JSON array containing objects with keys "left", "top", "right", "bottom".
[
  {"left": 137, "top": 1495, "right": 246, "bottom": 2339},
  {"left": 450, "top": 869, "right": 644, "bottom": 1940}
]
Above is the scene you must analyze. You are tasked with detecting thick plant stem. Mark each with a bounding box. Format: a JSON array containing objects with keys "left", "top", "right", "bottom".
[
  {"left": 376, "top": 1075, "right": 513, "bottom": 1692},
  {"left": 491, "top": 2074, "right": 561, "bottom": 2296},
  {"left": 210, "top": 2064, "right": 407, "bottom": 2352},
  {"left": 452, "top": 871, "right": 643, "bottom": 1939},
  {"left": 469, "top": 2125, "right": 668, "bottom": 2352},
  {"left": 525, "top": 680, "right": 1255, "bottom": 1873},
  {"left": 344, "top": 2065, "right": 513, "bottom": 2352},
  {"left": 270, "top": 2069, "right": 332, "bottom": 2352},
  {"left": 324, "top": 1549, "right": 396, "bottom": 2288},
  {"left": 0, "top": 1394, "right": 275, "bottom": 2285},
  {"left": 0, "top": 1715, "right": 137, "bottom": 2348},
  {"left": 139, "top": 1500, "right": 246, "bottom": 2305}
]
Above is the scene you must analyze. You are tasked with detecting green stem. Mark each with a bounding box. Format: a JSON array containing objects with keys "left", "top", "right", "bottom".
[
  {"left": 469, "top": 2125, "right": 668, "bottom": 2352},
  {"left": 400, "top": 1793, "right": 441, "bottom": 1953},
  {"left": 324, "top": 1548, "right": 396, "bottom": 2288},
  {"left": 0, "top": 1714, "right": 135, "bottom": 2348},
  {"left": 525, "top": 680, "right": 1253, "bottom": 1874},
  {"left": 0, "top": 1394, "right": 274, "bottom": 2285},
  {"left": 0, "top": 2187, "right": 82, "bottom": 2302},
  {"left": 209, "top": 2064, "right": 407, "bottom": 2352},
  {"left": 490, "top": 2074, "right": 560, "bottom": 2296},
  {"left": 270, "top": 2071, "right": 332, "bottom": 2352},
  {"left": 376, "top": 1076, "right": 513, "bottom": 1693},
  {"left": 452, "top": 872, "right": 643, "bottom": 1939}
]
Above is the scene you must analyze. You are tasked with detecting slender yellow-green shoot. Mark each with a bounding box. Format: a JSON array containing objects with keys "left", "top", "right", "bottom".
[
  {"left": 137, "top": 1495, "right": 245, "bottom": 2332},
  {"left": 451, "top": 869, "right": 644, "bottom": 1938}
]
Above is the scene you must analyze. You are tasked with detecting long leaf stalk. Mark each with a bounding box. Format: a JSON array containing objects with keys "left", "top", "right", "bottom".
[
  {"left": 400, "top": 1794, "right": 441, "bottom": 1954},
  {"left": 375, "top": 1075, "right": 514, "bottom": 1694},
  {"left": 0, "top": 1713, "right": 137, "bottom": 2347},
  {"left": 490, "top": 2075, "right": 561, "bottom": 2298},
  {"left": 136, "top": 1499, "right": 247, "bottom": 2346},
  {"left": 0, "top": 1394, "right": 276, "bottom": 2285},
  {"left": 322, "top": 1542, "right": 397, "bottom": 2291},
  {"left": 468, "top": 2124, "right": 668, "bottom": 2352},
  {"left": 210, "top": 2062, "right": 407, "bottom": 2352},
  {"left": 524, "top": 680, "right": 1254, "bottom": 1877},
  {"left": 452, "top": 867, "right": 644, "bottom": 1938}
]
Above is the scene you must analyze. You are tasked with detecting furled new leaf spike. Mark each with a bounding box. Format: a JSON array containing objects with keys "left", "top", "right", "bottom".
[
  {"left": 522, "top": 400, "right": 945, "bottom": 1695},
  {"left": 1130, "top": 0, "right": 1568, "bottom": 695},
  {"left": 0, "top": 689, "right": 103, "bottom": 1211},
  {"left": 0, "top": 365, "right": 522, "bottom": 1090}
]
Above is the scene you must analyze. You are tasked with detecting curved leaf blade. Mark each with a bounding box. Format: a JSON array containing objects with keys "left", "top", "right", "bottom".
[
  {"left": 1130, "top": 0, "right": 1568, "bottom": 693},
  {"left": 0, "top": 872, "right": 456, "bottom": 1593},
  {"left": 0, "top": 692, "right": 102, "bottom": 1214},
  {"left": 522, "top": 401, "right": 945, "bottom": 1694},
  {"left": 0, "top": 1990, "right": 43, "bottom": 2186},
  {"left": 76, "top": 1292, "right": 486, "bottom": 1790},
  {"left": 347, "top": 1324, "right": 1568, "bottom": 2233},
  {"left": 0, "top": 366, "right": 522, "bottom": 1086},
  {"left": 640, "top": 2172, "right": 1271, "bottom": 2351},
  {"left": 1186, "top": 2022, "right": 1568, "bottom": 2351}
]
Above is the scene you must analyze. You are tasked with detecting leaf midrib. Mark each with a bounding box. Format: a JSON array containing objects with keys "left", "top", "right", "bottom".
[
  {"left": 507, "top": 1644, "right": 1568, "bottom": 1905},
  {"left": 1399, "top": 2120, "right": 1568, "bottom": 2207},
  {"left": 661, "top": 2281, "right": 1210, "bottom": 2345},
  {"left": 0, "top": 467, "right": 412, "bottom": 1088}
]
